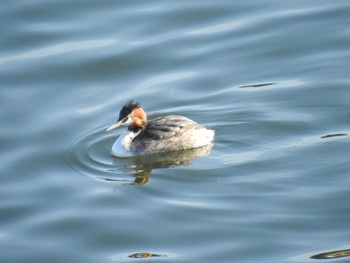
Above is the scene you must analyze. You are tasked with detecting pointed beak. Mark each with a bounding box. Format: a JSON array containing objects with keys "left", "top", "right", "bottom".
[{"left": 106, "top": 121, "right": 123, "bottom": 131}]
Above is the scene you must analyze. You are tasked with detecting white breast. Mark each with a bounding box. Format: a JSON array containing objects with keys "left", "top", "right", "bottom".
[{"left": 111, "top": 130, "right": 137, "bottom": 157}]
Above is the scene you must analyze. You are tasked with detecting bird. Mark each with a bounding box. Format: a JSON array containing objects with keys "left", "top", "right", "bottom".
[{"left": 106, "top": 101, "right": 214, "bottom": 157}]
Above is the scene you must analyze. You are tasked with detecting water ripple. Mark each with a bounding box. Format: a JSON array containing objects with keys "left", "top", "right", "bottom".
[
  {"left": 187, "top": 20, "right": 246, "bottom": 35},
  {"left": 0, "top": 38, "right": 118, "bottom": 64},
  {"left": 135, "top": 71, "right": 198, "bottom": 90},
  {"left": 64, "top": 126, "right": 214, "bottom": 186}
]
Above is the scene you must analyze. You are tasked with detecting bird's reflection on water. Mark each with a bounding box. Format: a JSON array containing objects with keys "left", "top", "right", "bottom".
[{"left": 107, "top": 144, "right": 213, "bottom": 185}]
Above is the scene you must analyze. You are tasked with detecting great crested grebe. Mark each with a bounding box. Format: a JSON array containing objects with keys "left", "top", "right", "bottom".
[{"left": 106, "top": 101, "right": 215, "bottom": 157}]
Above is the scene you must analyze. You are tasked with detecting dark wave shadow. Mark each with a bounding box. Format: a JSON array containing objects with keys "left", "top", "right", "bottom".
[
  {"left": 311, "top": 248, "right": 350, "bottom": 259},
  {"left": 239, "top": 82, "right": 277, "bottom": 88},
  {"left": 321, "top": 133, "right": 347, "bottom": 139}
]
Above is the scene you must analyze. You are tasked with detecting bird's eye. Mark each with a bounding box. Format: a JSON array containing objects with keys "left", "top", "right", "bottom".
[{"left": 122, "top": 117, "right": 128, "bottom": 123}]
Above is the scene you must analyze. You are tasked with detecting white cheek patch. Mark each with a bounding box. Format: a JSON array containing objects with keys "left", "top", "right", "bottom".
[{"left": 121, "top": 115, "right": 133, "bottom": 126}]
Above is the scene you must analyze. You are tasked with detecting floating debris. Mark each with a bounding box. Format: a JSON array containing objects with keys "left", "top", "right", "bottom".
[
  {"left": 128, "top": 252, "right": 164, "bottom": 258},
  {"left": 239, "top": 83, "right": 277, "bottom": 88},
  {"left": 321, "top": 133, "right": 347, "bottom": 139},
  {"left": 311, "top": 248, "right": 350, "bottom": 259}
]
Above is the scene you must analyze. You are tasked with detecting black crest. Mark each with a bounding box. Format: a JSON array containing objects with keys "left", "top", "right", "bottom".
[{"left": 118, "top": 100, "right": 141, "bottom": 121}]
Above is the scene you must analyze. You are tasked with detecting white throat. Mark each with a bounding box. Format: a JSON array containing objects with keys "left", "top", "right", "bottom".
[{"left": 111, "top": 128, "right": 142, "bottom": 157}]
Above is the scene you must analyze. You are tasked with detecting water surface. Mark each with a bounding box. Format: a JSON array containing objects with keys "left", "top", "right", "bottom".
[{"left": 1, "top": 0, "right": 350, "bottom": 262}]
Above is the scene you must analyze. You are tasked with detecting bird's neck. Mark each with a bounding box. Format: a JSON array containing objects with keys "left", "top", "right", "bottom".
[{"left": 127, "top": 123, "right": 146, "bottom": 134}]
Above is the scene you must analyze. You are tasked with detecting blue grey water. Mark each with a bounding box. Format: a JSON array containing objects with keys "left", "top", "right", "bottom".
[{"left": 1, "top": 0, "right": 350, "bottom": 262}]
